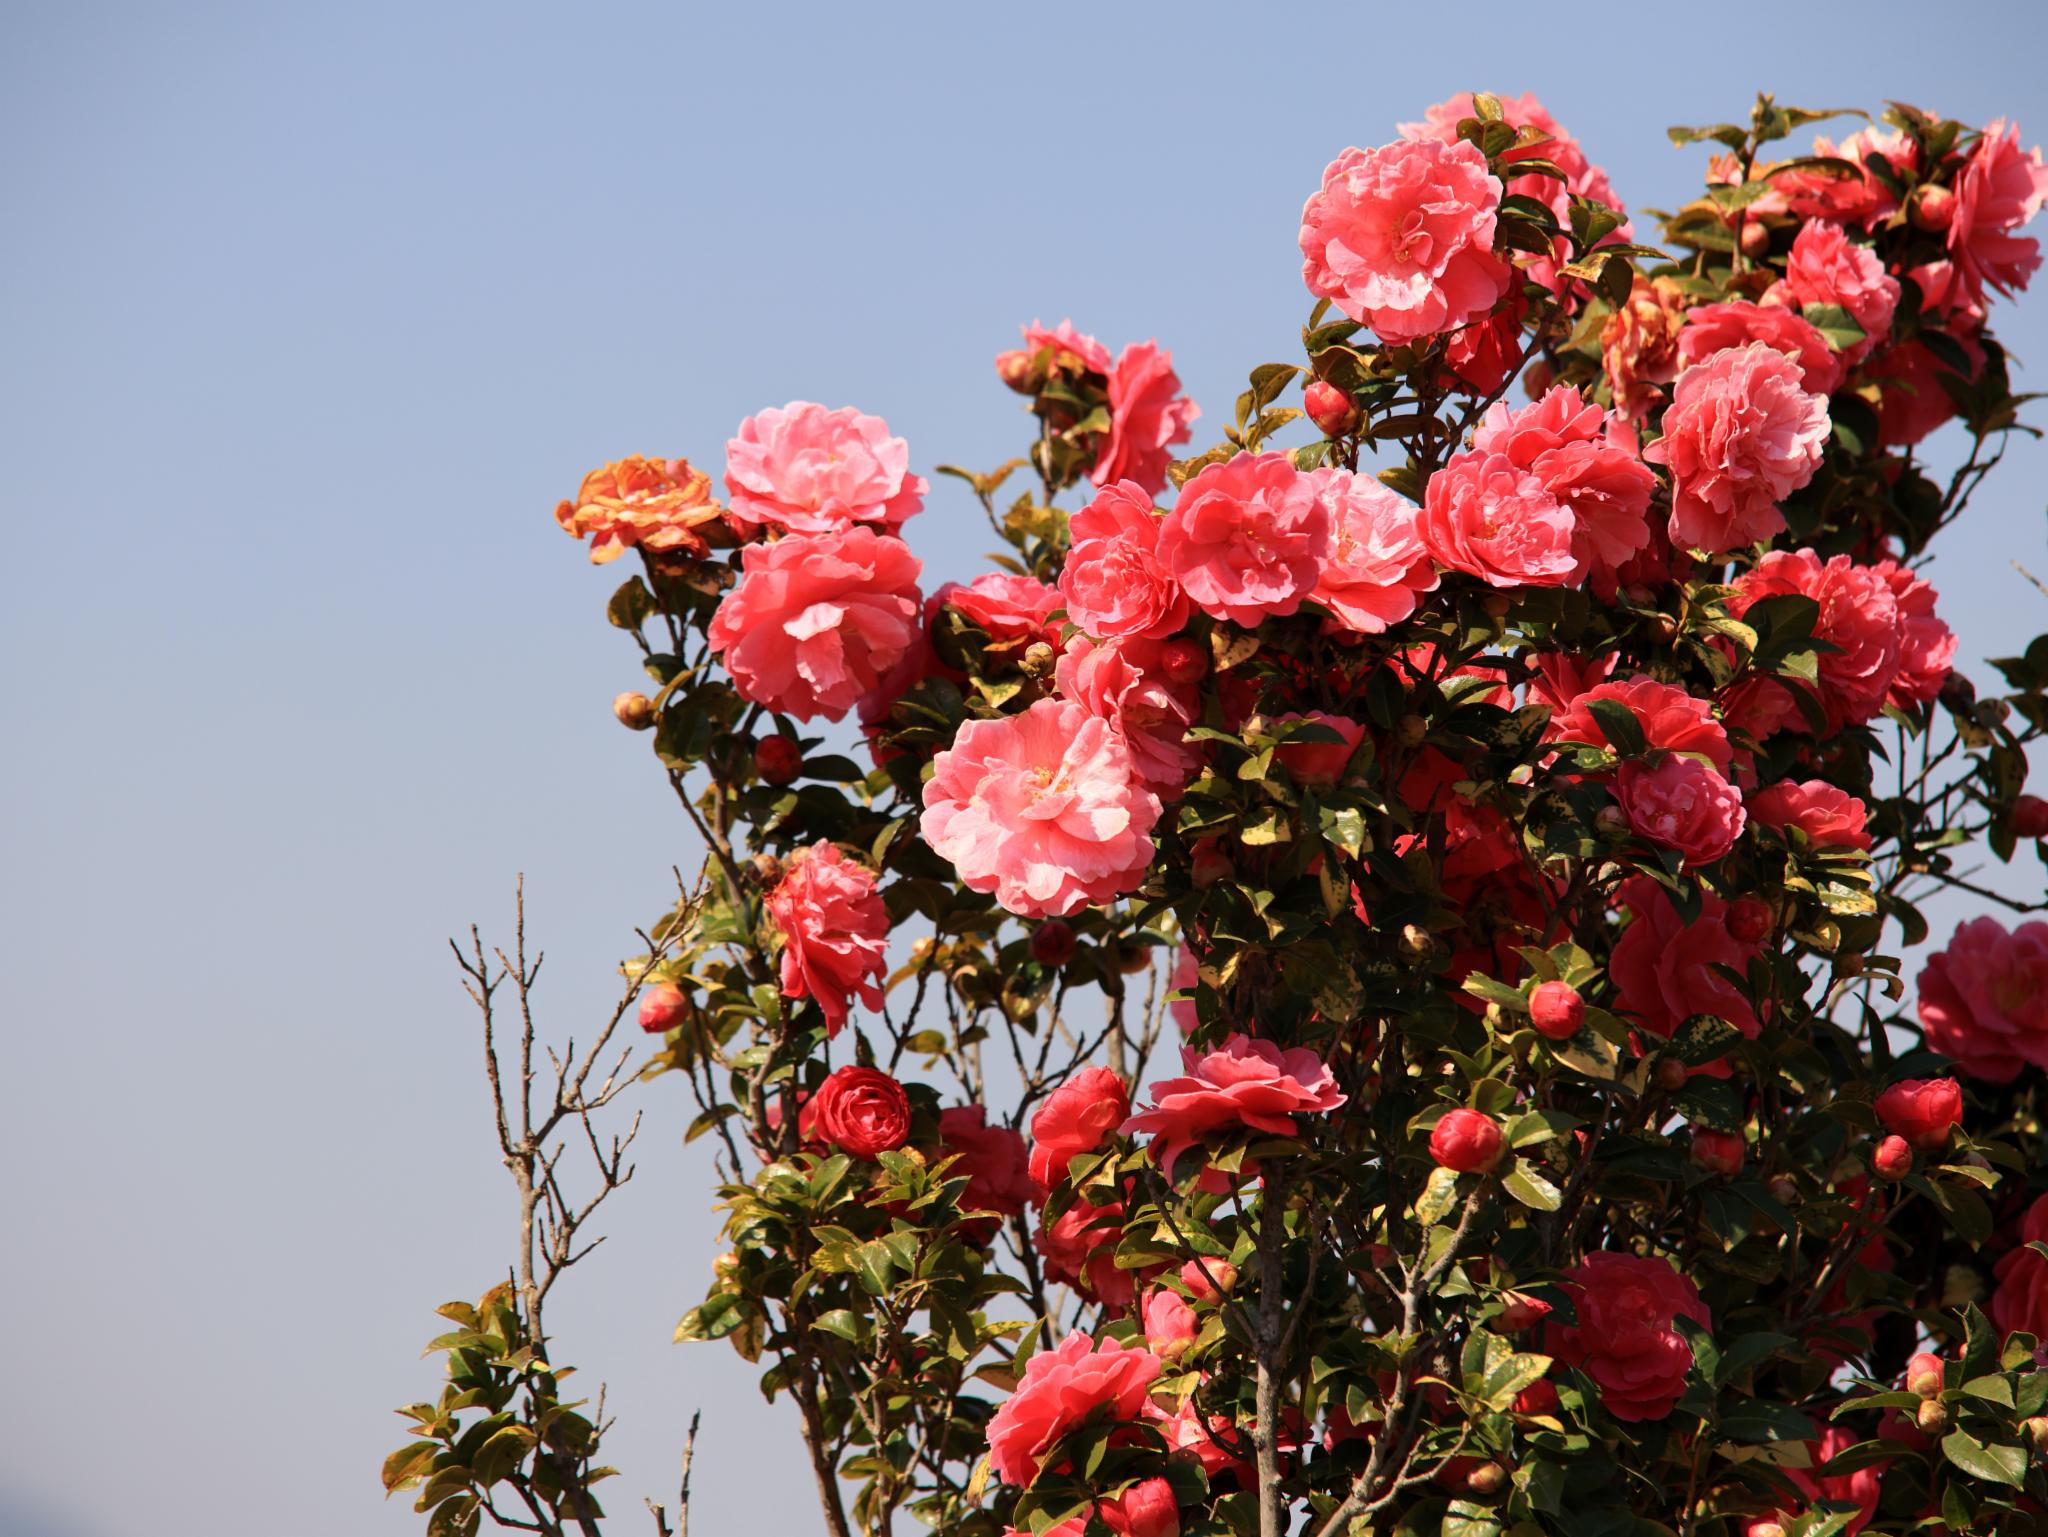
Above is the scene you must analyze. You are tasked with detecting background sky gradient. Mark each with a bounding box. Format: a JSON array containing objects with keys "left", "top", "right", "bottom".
[{"left": 5, "top": 3, "right": 2047, "bottom": 1533}]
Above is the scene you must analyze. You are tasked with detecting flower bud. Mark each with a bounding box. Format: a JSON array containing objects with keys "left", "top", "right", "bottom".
[
  {"left": 748, "top": 852, "right": 784, "bottom": 888},
  {"left": 1739, "top": 220, "right": 1771, "bottom": 258},
  {"left": 995, "top": 348, "right": 1046, "bottom": 394},
  {"left": 1180, "top": 1258, "right": 1237, "bottom": 1303},
  {"left": 1911, "top": 183, "right": 1956, "bottom": 232},
  {"left": 638, "top": 982, "right": 688, "bottom": 1034},
  {"left": 1744, "top": 1522, "right": 1786, "bottom": 1537},
  {"left": 1497, "top": 1292, "right": 1552, "bottom": 1332},
  {"left": 1528, "top": 980, "right": 1585, "bottom": 1041},
  {"left": 1940, "top": 672, "right": 1978, "bottom": 713},
  {"left": 1117, "top": 943, "right": 1152, "bottom": 975},
  {"left": 1595, "top": 805, "right": 1634, "bottom": 841},
  {"left": 613, "top": 691, "right": 656, "bottom": 730},
  {"left": 1906, "top": 1351, "right": 1945, "bottom": 1400},
  {"left": 1727, "top": 896, "right": 1774, "bottom": 944},
  {"left": 1303, "top": 378, "right": 1362, "bottom": 438},
  {"left": 1653, "top": 1056, "right": 1690, "bottom": 1093},
  {"left": 1873, "top": 1134, "right": 1914, "bottom": 1182},
  {"left": 1021, "top": 641, "right": 1058, "bottom": 678},
  {"left": 1482, "top": 593, "right": 1512, "bottom": 622},
  {"left": 1767, "top": 1174, "right": 1799, "bottom": 1206},
  {"left": 712, "top": 1250, "right": 741, "bottom": 1280},
  {"left": 1463, "top": 1462, "right": 1508, "bottom": 1498},
  {"left": 1429, "top": 1108, "right": 1505, "bottom": 1173},
  {"left": 1521, "top": 359, "right": 1555, "bottom": 398},
  {"left": 1396, "top": 713, "right": 1429, "bottom": 749},
  {"left": 1031, "top": 920, "right": 1077, "bottom": 968},
  {"left": 1690, "top": 1128, "right": 1745, "bottom": 1177},
  {"left": 1399, "top": 923, "right": 1438, "bottom": 965},
  {"left": 2026, "top": 1414, "right": 2048, "bottom": 1455},
  {"left": 754, "top": 735, "right": 804, "bottom": 786},
  {"left": 2013, "top": 793, "right": 2048, "bottom": 839},
  {"left": 1160, "top": 639, "right": 1207, "bottom": 685},
  {"left": 1916, "top": 1397, "right": 1950, "bottom": 1435}
]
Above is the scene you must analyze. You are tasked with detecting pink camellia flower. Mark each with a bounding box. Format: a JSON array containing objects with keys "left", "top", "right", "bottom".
[
  {"left": 1524, "top": 651, "right": 1620, "bottom": 715},
  {"left": 1729, "top": 550, "right": 1903, "bottom": 730},
  {"left": 1874, "top": 1077, "right": 1962, "bottom": 1151},
  {"left": 1471, "top": 386, "right": 1656, "bottom": 574},
  {"left": 1417, "top": 450, "right": 1579, "bottom": 588},
  {"left": 1772, "top": 125, "right": 1915, "bottom": 229},
  {"left": 983, "top": 1331, "right": 1162, "bottom": 1487},
  {"left": 1611, "top": 876, "right": 1764, "bottom": 1041},
  {"left": 1918, "top": 917, "right": 2048, "bottom": 1083},
  {"left": 934, "top": 571, "right": 1064, "bottom": 651},
  {"left": 1868, "top": 338, "right": 1977, "bottom": 448},
  {"left": 1763, "top": 222, "right": 1900, "bottom": 366},
  {"left": 1123, "top": 1033, "right": 1347, "bottom": 1180},
  {"left": 1746, "top": 780, "right": 1871, "bottom": 851},
  {"left": 1305, "top": 467, "right": 1437, "bottom": 633},
  {"left": 798, "top": 1066, "right": 911, "bottom": 1160},
  {"left": 1614, "top": 756, "right": 1745, "bottom": 866},
  {"left": 1299, "top": 137, "right": 1512, "bottom": 343},
  {"left": 1014, "top": 318, "right": 1113, "bottom": 379},
  {"left": 1548, "top": 1251, "right": 1711, "bottom": 1422},
  {"left": 1036, "top": 1193, "right": 1134, "bottom": 1306},
  {"left": 1157, "top": 452, "right": 1331, "bottom": 625},
  {"left": 1871, "top": 559, "right": 1957, "bottom": 709},
  {"left": 1602, "top": 276, "right": 1689, "bottom": 423},
  {"left": 1443, "top": 290, "right": 1528, "bottom": 394},
  {"left": 938, "top": 1105, "right": 1035, "bottom": 1222},
  {"left": 922, "top": 698, "right": 1162, "bottom": 918},
  {"left": 1646, "top": 343, "right": 1830, "bottom": 554},
  {"left": 1100, "top": 1477, "right": 1181, "bottom": 1537},
  {"left": 1676, "top": 301, "right": 1842, "bottom": 397},
  {"left": 1054, "top": 635, "right": 1202, "bottom": 794},
  {"left": 1991, "top": 1193, "right": 2048, "bottom": 1341},
  {"left": 1142, "top": 1287, "right": 1198, "bottom": 1360},
  {"left": 1179, "top": 1257, "right": 1237, "bottom": 1304},
  {"left": 725, "top": 402, "right": 926, "bottom": 535},
  {"left": 766, "top": 842, "right": 889, "bottom": 1035},
  {"left": 1060, "top": 480, "right": 1188, "bottom": 640},
  {"left": 1169, "top": 946, "right": 1201, "bottom": 1035},
  {"left": 1272, "top": 712, "right": 1367, "bottom": 791},
  {"left": 1095, "top": 342, "right": 1201, "bottom": 496},
  {"left": 708, "top": 528, "right": 924, "bottom": 722},
  {"left": 1028, "top": 1064, "right": 1131, "bottom": 1190},
  {"left": 1545, "top": 676, "right": 1734, "bottom": 772},
  {"left": 1946, "top": 120, "right": 2048, "bottom": 306}
]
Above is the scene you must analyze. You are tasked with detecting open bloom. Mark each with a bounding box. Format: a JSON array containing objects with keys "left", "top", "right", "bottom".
[
  {"left": 1060, "top": 480, "right": 1188, "bottom": 640},
  {"left": 1992, "top": 1193, "right": 2048, "bottom": 1340},
  {"left": 939, "top": 1105, "right": 1035, "bottom": 1222},
  {"left": 984, "top": 1332, "right": 1162, "bottom": 1487},
  {"left": 1676, "top": 301, "right": 1842, "bottom": 396},
  {"left": 1647, "top": 343, "right": 1829, "bottom": 554},
  {"left": 1729, "top": 550, "right": 1904, "bottom": 730},
  {"left": 707, "top": 528, "right": 924, "bottom": 721},
  {"left": 1602, "top": 276, "right": 1689, "bottom": 421},
  {"left": 1614, "top": 756, "right": 1745, "bottom": 866},
  {"left": 1764, "top": 221, "right": 1899, "bottom": 366},
  {"left": 1157, "top": 452, "right": 1330, "bottom": 624},
  {"left": 1611, "top": 877, "right": 1764, "bottom": 1041},
  {"left": 1872, "top": 559, "right": 1956, "bottom": 709},
  {"left": 1299, "top": 137, "right": 1511, "bottom": 342},
  {"left": 1055, "top": 635, "right": 1202, "bottom": 794},
  {"left": 1746, "top": 780, "right": 1871, "bottom": 851},
  {"left": 1549, "top": 1252, "right": 1711, "bottom": 1421},
  {"left": 922, "top": 699, "right": 1161, "bottom": 917},
  {"left": 1947, "top": 120, "right": 2048, "bottom": 306},
  {"left": 1545, "top": 676, "right": 1733, "bottom": 771},
  {"left": 555, "top": 455, "right": 724, "bottom": 563},
  {"left": 1418, "top": 450, "right": 1579, "bottom": 588},
  {"left": 1124, "top": 1034, "right": 1346, "bottom": 1180},
  {"left": 1874, "top": 1077, "right": 1962, "bottom": 1151},
  {"left": 1918, "top": 917, "right": 2048, "bottom": 1083},
  {"left": 1305, "top": 468, "right": 1436, "bottom": 633},
  {"left": 1036, "top": 1193, "right": 1135, "bottom": 1305},
  {"left": 1470, "top": 386, "right": 1655, "bottom": 574},
  {"left": 934, "top": 571, "right": 1064, "bottom": 651},
  {"left": 799, "top": 1066, "right": 910, "bottom": 1160},
  {"left": 767, "top": 842, "right": 888, "bottom": 1034},
  {"left": 1095, "top": 342, "right": 1200, "bottom": 496},
  {"left": 724, "top": 401, "right": 925, "bottom": 534},
  {"left": 1028, "top": 1065, "right": 1130, "bottom": 1189}
]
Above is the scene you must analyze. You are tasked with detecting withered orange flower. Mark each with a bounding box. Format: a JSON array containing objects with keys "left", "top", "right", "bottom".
[{"left": 554, "top": 456, "right": 723, "bottom": 564}]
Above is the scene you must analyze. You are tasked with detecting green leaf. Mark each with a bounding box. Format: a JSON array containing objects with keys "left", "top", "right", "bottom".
[
  {"left": 1500, "top": 1158, "right": 1561, "bottom": 1211},
  {"left": 1940, "top": 1426, "right": 2027, "bottom": 1487},
  {"left": 1415, "top": 1164, "right": 1461, "bottom": 1226}
]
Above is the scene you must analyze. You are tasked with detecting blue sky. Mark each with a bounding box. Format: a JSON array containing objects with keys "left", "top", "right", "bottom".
[{"left": 4, "top": 2, "right": 2047, "bottom": 1534}]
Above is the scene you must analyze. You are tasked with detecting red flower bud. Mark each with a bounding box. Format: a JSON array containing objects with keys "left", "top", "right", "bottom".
[
  {"left": 1497, "top": 1291, "right": 1552, "bottom": 1332},
  {"left": 1653, "top": 1057, "right": 1690, "bottom": 1092},
  {"left": 1160, "top": 638, "right": 1208, "bottom": 685},
  {"left": 1429, "top": 1108, "right": 1504, "bottom": 1173},
  {"left": 1030, "top": 920, "right": 1077, "bottom": 968},
  {"left": 1873, "top": 1134, "right": 1913, "bottom": 1182},
  {"left": 1911, "top": 183, "right": 1956, "bottom": 233},
  {"left": 2013, "top": 793, "right": 2048, "bottom": 839},
  {"left": 754, "top": 735, "right": 804, "bottom": 786},
  {"left": 1180, "top": 1258, "right": 1238, "bottom": 1303},
  {"left": 1738, "top": 220, "right": 1771, "bottom": 258},
  {"left": 1190, "top": 837, "right": 1233, "bottom": 889},
  {"left": 1303, "top": 378, "right": 1362, "bottom": 438},
  {"left": 1875, "top": 1077, "right": 1962, "bottom": 1151},
  {"left": 1726, "top": 896, "right": 1774, "bottom": 944},
  {"left": 1906, "top": 1351, "right": 1945, "bottom": 1400},
  {"left": 1690, "top": 1127, "right": 1745, "bottom": 1176},
  {"left": 637, "top": 982, "right": 688, "bottom": 1034},
  {"left": 1528, "top": 980, "right": 1585, "bottom": 1041},
  {"left": 613, "top": 691, "right": 656, "bottom": 730}
]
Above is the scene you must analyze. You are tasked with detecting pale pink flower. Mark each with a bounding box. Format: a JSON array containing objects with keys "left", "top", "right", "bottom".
[
  {"left": 1157, "top": 452, "right": 1331, "bottom": 625},
  {"left": 1094, "top": 342, "right": 1200, "bottom": 497},
  {"left": 767, "top": 842, "right": 889, "bottom": 1035},
  {"left": 921, "top": 698, "right": 1162, "bottom": 917},
  {"left": 1472, "top": 386, "right": 1655, "bottom": 574},
  {"left": 1871, "top": 559, "right": 1956, "bottom": 709},
  {"left": 708, "top": 528, "right": 924, "bottom": 722},
  {"left": 1646, "top": 343, "right": 1829, "bottom": 554},
  {"left": 1418, "top": 450, "right": 1578, "bottom": 588},
  {"left": 725, "top": 401, "right": 925, "bottom": 534},
  {"left": 1299, "top": 138, "right": 1512, "bottom": 342},
  {"left": 1123, "top": 1033, "right": 1346, "bottom": 1180},
  {"left": 1055, "top": 635, "right": 1202, "bottom": 795},
  {"left": 1947, "top": 120, "right": 2048, "bottom": 305},
  {"left": 1677, "top": 301, "right": 1842, "bottom": 396},
  {"left": 1614, "top": 756, "right": 1745, "bottom": 866},
  {"left": 1304, "top": 467, "right": 1436, "bottom": 633},
  {"left": 1764, "top": 221, "right": 1899, "bottom": 365},
  {"left": 1060, "top": 480, "right": 1188, "bottom": 640}
]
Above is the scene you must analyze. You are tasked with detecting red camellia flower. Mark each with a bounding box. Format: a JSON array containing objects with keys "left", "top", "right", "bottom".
[
  {"left": 1745, "top": 780, "right": 1871, "bottom": 852},
  {"left": 767, "top": 841, "right": 889, "bottom": 1035},
  {"left": 799, "top": 1066, "right": 911, "bottom": 1160},
  {"left": 1610, "top": 877, "right": 1764, "bottom": 1043},
  {"left": 1872, "top": 1135, "right": 1913, "bottom": 1182},
  {"left": 1545, "top": 676, "right": 1733, "bottom": 772},
  {"left": 1613, "top": 755, "right": 1746, "bottom": 866},
  {"left": 1272, "top": 712, "right": 1367, "bottom": 790},
  {"left": 1036, "top": 1193, "right": 1134, "bottom": 1306},
  {"left": 1028, "top": 1065, "right": 1131, "bottom": 1190},
  {"left": 1100, "top": 1477, "right": 1181, "bottom": 1537},
  {"left": 1728, "top": 549, "right": 1906, "bottom": 733},
  {"left": 1429, "top": 1108, "right": 1504, "bottom": 1173},
  {"left": 1124, "top": 1034, "right": 1347, "bottom": 1180},
  {"left": 1060, "top": 480, "right": 1188, "bottom": 641},
  {"left": 1875, "top": 1077, "right": 1962, "bottom": 1151},
  {"left": 1689, "top": 1128, "right": 1744, "bottom": 1176},
  {"left": 983, "top": 1331, "right": 1162, "bottom": 1486},
  {"left": 1158, "top": 452, "right": 1331, "bottom": 625},
  {"left": 1528, "top": 980, "right": 1586, "bottom": 1041},
  {"left": 938, "top": 1104, "right": 1034, "bottom": 1222},
  {"left": 1549, "top": 1251, "right": 1712, "bottom": 1421},
  {"left": 1871, "top": 558, "right": 1957, "bottom": 710},
  {"left": 1917, "top": 917, "right": 2048, "bottom": 1082},
  {"left": 1992, "top": 1193, "right": 2048, "bottom": 1340}
]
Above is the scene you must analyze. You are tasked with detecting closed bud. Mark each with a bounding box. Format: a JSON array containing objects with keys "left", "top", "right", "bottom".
[
  {"left": 1021, "top": 641, "right": 1057, "bottom": 678},
  {"left": 1767, "top": 1174, "right": 1799, "bottom": 1206},
  {"left": 1915, "top": 1397, "right": 1950, "bottom": 1435},
  {"left": 1482, "top": 593, "right": 1512, "bottom": 621},
  {"left": 2013, "top": 793, "right": 2048, "bottom": 839},
  {"left": 2026, "top": 1414, "right": 2048, "bottom": 1455},
  {"left": 1873, "top": 1134, "right": 1914, "bottom": 1182},
  {"left": 1497, "top": 1292, "right": 1553, "bottom": 1332},
  {"left": 1595, "top": 804, "right": 1633, "bottom": 840},
  {"left": 1463, "top": 1462, "right": 1508, "bottom": 1498},
  {"left": 1303, "top": 378, "right": 1362, "bottom": 438},
  {"left": 1727, "top": 896, "right": 1774, "bottom": 943},
  {"left": 1030, "top": 920, "right": 1077, "bottom": 968},
  {"left": 1117, "top": 943, "right": 1152, "bottom": 975},
  {"left": 637, "top": 982, "right": 689, "bottom": 1034},
  {"left": 1744, "top": 1522, "right": 1786, "bottom": 1537},
  {"left": 748, "top": 852, "right": 784, "bottom": 888},
  {"left": 1654, "top": 1056, "right": 1690, "bottom": 1093},
  {"left": 1399, "top": 923, "right": 1438, "bottom": 964},
  {"left": 1160, "top": 638, "right": 1208, "bottom": 685},
  {"left": 1739, "top": 220, "right": 1771, "bottom": 258},
  {"left": 995, "top": 348, "right": 1046, "bottom": 394},
  {"left": 1190, "top": 837, "right": 1234, "bottom": 889},
  {"left": 1396, "top": 713, "right": 1429, "bottom": 749},
  {"left": 1911, "top": 183, "right": 1956, "bottom": 232},
  {"left": 1180, "top": 1258, "right": 1238, "bottom": 1303},
  {"left": 1528, "top": 980, "right": 1585, "bottom": 1041},
  {"left": 1429, "top": 1108, "right": 1505, "bottom": 1173},
  {"left": 754, "top": 735, "right": 804, "bottom": 785},
  {"left": 1513, "top": 1378, "right": 1560, "bottom": 1416},
  {"left": 1906, "top": 1351, "right": 1945, "bottom": 1400},
  {"left": 613, "top": 691, "right": 656, "bottom": 730},
  {"left": 712, "top": 1250, "right": 740, "bottom": 1280}
]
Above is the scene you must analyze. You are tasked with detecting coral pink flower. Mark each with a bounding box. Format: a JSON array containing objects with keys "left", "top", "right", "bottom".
[
  {"left": 1123, "top": 1034, "right": 1347, "bottom": 1180},
  {"left": 1746, "top": 780, "right": 1871, "bottom": 851},
  {"left": 1773, "top": 126, "right": 1915, "bottom": 228},
  {"left": 1729, "top": 550, "right": 1903, "bottom": 730},
  {"left": 1418, "top": 450, "right": 1578, "bottom": 588},
  {"left": 1036, "top": 1193, "right": 1135, "bottom": 1305},
  {"left": 1764, "top": 222, "right": 1899, "bottom": 366},
  {"left": 1676, "top": 301, "right": 1842, "bottom": 397},
  {"left": 1992, "top": 1194, "right": 2048, "bottom": 1340},
  {"left": 1060, "top": 480, "right": 1188, "bottom": 640},
  {"left": 984, "top": 1331, "right": 1162, "bottom": 1486},
  {"left": 1101, "top": 1477, "right": 1181, "bottom": 1537},
  {"left": 1055, "top": 635, "right": 1202, "bottom": 795},
  {"left": 1548, "top": 1252, "right": 1711, "bottom": 1422},
  {"left": 922, "top": 699, "right": 1162, "bottom": 918},
  {"left": 1299, "top": 138, "right": 1512, "bottom": 342},
  {"left": 1871, "top": 559, "right": 1956, "bottom": 709},
  {"left": 1028, "top": 1065, "right": 1131, "bottom": 1190},
  {"left": 1611, "top": 877, "right": 1764, "bottom": 1041},
  {"left": 1094, "top": 341, "right": 1201, "bottom": 497},
  {"left": 1545, "top": 677, "right": 1733, "bottom": 772},
  {"left": 1471, "top": 386, "right": 1655, "bottom": 573},
  {"left": 1947, "top": 120, "right": 2048, "bottom": 305},
  {"left": 1142, "top": 1288, "right": 1198, "bottom": 1359},
  {"left": 1443, "top": 289, "right": 1528, "bottom": 394},
  {"left": 1602, "top": 276, "right": 1689, "bottom": 422},
  {"left": 1614, "top": 756, "right": 1745, "bottom": 866},
  {"left": 934, "top": 571, "right": 1065, "bottom": 651},
  {"left": 1647, "top": 343, "right": 1830, "bottom": 554},
  {"left": 767, "top": 842, "right": 889, "bottom": 1034},
  {"left": 724, "top": 402, "right": 926, "bottom": 535},
  {"left": 1019, "top": 318, "right": 1113, "bottom": 376},
  {"left": 1918, "top": 917, "right": 2048, "bottom": 1083},
  {"left": 1158, "top": 452, "right": 1331, "bottom": 624},
  {"left": 1305, "top": 468, "right": 1437, "bottom": 633},
  {"left": 708, "top": 528, "right": 924, "bottom": 722},
  {"left": 1524, "top": 651, "right": 1619, "bottom": 714},
  {"left": 554, "top": 455, "right": 725, "bottom": 564},
  {"left": 939, "top": 1105, "right": 1035, "bottom": 1222},
  {"left": 1272, "top": 712, "right": 1367, "bottom": 791},
  {"left": 1869, "top": 337, "right": 1976, "bottom": 447}
]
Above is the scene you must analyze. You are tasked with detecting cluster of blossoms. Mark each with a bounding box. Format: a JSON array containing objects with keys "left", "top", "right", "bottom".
[{"left": 504, "top": 89, "right": 2048, "bottom": 1537}]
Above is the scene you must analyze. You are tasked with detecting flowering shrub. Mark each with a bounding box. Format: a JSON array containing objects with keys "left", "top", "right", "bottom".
[{"left": 390, "top": 93, "right": 2048, "bottom": 1537}]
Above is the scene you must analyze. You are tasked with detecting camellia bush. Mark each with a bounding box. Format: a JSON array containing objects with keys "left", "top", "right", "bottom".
[{"left": 386, "top": 92, "right": 2048, "bottom": 1537}]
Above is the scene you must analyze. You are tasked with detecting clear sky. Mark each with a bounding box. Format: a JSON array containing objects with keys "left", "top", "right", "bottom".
[{"left": 5, "top": 3, "right": 2047, "bottom": 1534}]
